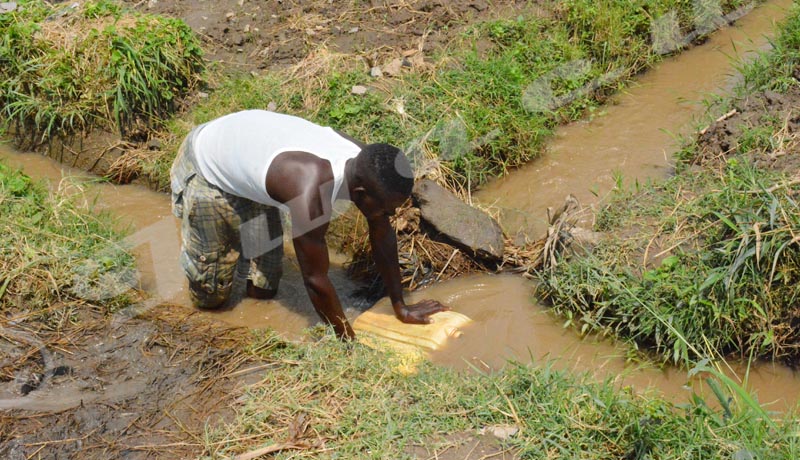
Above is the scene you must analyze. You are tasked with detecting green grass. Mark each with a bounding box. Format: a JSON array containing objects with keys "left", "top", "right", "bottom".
[
  {"left": 203, "top": 331, "right": 800, "bottom": 459},
  {"left": 0, "top": 0, "right": 203, "bottom": 147},
  {"left": 736, "top": 4, "right": 800, "bottom": 95},
  {"left": 537, "top": 4, "right": 800, "bottom": 366},
  {"left": 0, "top": 160, "right": 135, "bottom": 322},
  {"left": 539, "top": 159, "right": 800, "bottom": 365},
  {"left": 145, "top": 0, "right": 761, "bottom": 191}
]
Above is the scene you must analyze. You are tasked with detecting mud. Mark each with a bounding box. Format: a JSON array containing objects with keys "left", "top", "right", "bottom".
[
  {"left": 123, "top": 0, "right": 529, "bottom": 70},
  {"left": 0, "top": 306, "right": 267, "bottom": 460},
  {"left": 4, "top": 0, "right": 800, "bottom": 419},
  {"left": 407, "top": 430, "right": 518, "bottom": 460},
  {"left": 3, "top": 1, "right": 800, "bottom": 457}
]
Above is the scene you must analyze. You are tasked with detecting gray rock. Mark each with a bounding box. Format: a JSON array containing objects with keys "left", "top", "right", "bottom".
[
  {"left": 382, "top": 58, "right": 404, "bottom": 77},
  {"left": 480, "top": 424, "right": 519, "bottom": 440},
  {"left": 370, "top": 66, "right": 383, "bottom": 78},
  {"left": 351, "top": 85, "right": 368, "bottom": 95},
  {"left": 0, "top": 2, "right": 17, "bottom": 14},
  {"left": 147, "top": 138, "right": 162, "bottom": 150},
  {"left": 413, "top": 179, "right": 504, "bottom": 261},
  {"left": 230, "top": 34, "right": 245, "bottom": 46}
]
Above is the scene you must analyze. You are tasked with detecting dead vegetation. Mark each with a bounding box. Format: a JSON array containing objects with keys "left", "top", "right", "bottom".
[{"left": 330, "top": 183, "right": 587, "bottom": 298}]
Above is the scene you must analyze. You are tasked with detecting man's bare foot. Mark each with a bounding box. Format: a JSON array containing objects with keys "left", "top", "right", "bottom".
[{"left": 247, "top": 280, "right": 277, "bottom": 300}]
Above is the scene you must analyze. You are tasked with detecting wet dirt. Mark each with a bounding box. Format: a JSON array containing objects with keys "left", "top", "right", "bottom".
[
  {"left": 406, "top": 430, "right": 519, "bottom": 460},
  {"left": 3, "top": 2, "right": 800, "bottom": 457},
  {"left": 475, "top": 0, "right": 795, "bottom": 240},
  {"left": 123, "top": 0, "right": 529, "bottom": 70},
  {"left": 0, "top": 304, "right": 267, "bottom": 460},
  {"left": 694, "top": 85, "right": 800, "bottom": 172}
]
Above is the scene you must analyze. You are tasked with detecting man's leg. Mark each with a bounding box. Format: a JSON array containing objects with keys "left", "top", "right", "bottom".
[
  {"left": 179, "top": 176, "right": 239, "bottom": 309},
  {"left": 235, "top": 202, "right": 284, "bottom": 300}
]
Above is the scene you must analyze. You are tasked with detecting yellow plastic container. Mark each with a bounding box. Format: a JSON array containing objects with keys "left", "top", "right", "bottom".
[{"left": 354, "top": 301, "right": 472, "bottom": 372}]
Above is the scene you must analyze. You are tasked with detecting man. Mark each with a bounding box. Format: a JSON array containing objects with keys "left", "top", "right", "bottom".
[{"left": 170, "top": 109, "right": 448, "bottom": 339}]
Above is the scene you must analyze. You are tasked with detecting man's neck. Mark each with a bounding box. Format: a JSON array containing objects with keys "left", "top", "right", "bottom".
[{"left": 339, "top": 158, "right": 357, "bottom": 201}]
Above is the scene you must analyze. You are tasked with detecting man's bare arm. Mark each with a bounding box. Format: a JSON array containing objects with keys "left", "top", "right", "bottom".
[
  {"left": 268, "top": 151, "right": 354, "bottom": 339},
  {"left": 368, "top": 215, "right": 448, "bottom": 324},
  {"left": 293, "top": 222, "right": 355, "bottom": 339}
]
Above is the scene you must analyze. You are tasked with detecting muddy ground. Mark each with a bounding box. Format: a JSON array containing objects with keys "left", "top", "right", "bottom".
[
  {"left": 6, "top": 1, "right": 799, "bottom": 459},
  {"left": 695, "top": 83, "right": 800, "bottom": 173},
  {"left": 125, "top": 0, "right": 529, "bottom": 70},
  {"left": 0, "top": 305, "right": 271, "bottom": 459}
]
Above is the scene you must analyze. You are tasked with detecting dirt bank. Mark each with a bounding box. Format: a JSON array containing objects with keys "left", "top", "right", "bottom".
[
  {"left": 694, "top": 85, "right": 800, "bottom": 174},
  {"left": 124, "top": 0, "right": 527, "bottom": 70}
]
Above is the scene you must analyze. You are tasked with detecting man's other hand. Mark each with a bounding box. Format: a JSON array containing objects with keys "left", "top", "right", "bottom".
[{"left": 396, "top": 300, "right": 449, "bottom": 324}]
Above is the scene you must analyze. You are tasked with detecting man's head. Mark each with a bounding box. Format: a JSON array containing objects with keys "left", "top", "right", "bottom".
[{"left": 349, "top": 143, "right": 414, "bottom": 218}]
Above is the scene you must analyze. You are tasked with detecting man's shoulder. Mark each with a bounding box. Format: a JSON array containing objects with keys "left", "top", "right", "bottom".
[{"left": 266, "top": 151, "right": 335, "bottom": 202}]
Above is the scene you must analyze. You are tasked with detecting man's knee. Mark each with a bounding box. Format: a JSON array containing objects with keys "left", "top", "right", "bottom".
[
  {"left": 188, "top": 279, "right": 232, "bottom": 309},
  {"left": 180, "top": 246, "right": 238, "bottom": 309}
]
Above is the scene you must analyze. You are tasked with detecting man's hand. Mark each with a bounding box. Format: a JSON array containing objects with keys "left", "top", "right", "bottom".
[{"left": 395, "top": 299, "right": 449, "bottom": 324}]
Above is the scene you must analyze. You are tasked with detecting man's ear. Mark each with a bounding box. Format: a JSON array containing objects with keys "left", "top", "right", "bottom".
[{"left": 350, "top": 185, "right": 367, "bottom": 202}]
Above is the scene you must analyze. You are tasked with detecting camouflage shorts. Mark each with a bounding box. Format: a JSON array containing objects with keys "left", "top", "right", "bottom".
[{"left": 171, "top": 134, "right": 284, "bottom": 308}]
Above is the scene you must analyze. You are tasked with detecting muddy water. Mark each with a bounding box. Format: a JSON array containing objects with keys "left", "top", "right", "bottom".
[
  {"left": 8, "top": 148, "right": 794, "bottom": 411},
  {"left": 399, "top": 275, "right": 800, "bottom": 411},
  {"left": 0, "top": 147, "right": 366, "bottom": 341},
  {"left": 2, "top": 0, "right": 799, "bottom": 412},
  {"left": 476, "top": 0, "right": 795, "bottom": 238}
]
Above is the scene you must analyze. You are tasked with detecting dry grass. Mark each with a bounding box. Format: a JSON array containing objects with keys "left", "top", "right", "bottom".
[{"left": 0, "top": 160, "right": 284, "bottom": 456}]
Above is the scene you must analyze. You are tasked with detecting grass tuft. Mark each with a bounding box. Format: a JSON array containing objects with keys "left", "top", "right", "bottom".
[
  {"left": 0, "top": 0, "right": 203, "bottom": 147},
  {"left": 0, "top": 161, "right": 135, "bottom": 321}
]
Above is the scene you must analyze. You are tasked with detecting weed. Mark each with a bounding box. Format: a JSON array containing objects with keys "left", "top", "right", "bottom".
[
  {"left": 203, "top": 330, "right": 800, "bottom": 459},
  {"left": 0, "top": 0, "right": 203, "bottom": 147}
]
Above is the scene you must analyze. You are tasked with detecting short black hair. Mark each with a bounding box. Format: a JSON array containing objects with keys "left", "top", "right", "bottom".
[{"left": 354, "top": 143, "right": 414, "bottom": 198}]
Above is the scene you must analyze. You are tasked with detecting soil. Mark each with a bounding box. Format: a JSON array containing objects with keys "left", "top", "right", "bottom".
[
  {"left": 694, "top": 83, "right": 800, "bottom": 173},
  {"left": 123, "top": 0, "right": 529, "bottom": 71},
  {"left": 0, "top": 306, "right": 269, "bottom": 459},
  {"left": 4, "top": 2, "right": 798, "bottom": 458}
]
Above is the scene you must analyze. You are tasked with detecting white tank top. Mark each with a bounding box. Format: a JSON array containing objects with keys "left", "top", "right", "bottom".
[{"left": 192, "top": 110, "right": 361, "bottom": 210}]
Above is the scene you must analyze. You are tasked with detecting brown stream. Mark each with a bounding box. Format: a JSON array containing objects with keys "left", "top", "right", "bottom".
[
  {"left": 476, "top": 0, "right": 795, "bottom": 238},
  {"left": 2, "top": 0, "right": 798, "bottom": 412}
]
